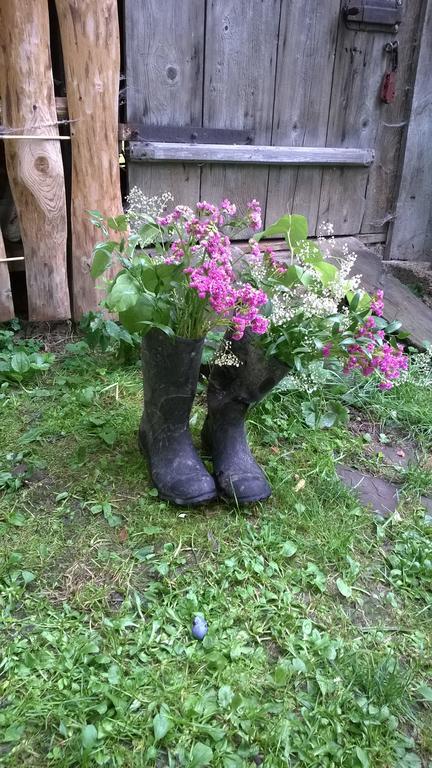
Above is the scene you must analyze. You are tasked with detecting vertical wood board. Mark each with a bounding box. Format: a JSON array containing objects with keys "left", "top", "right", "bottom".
[
  {"left": 318, "top": 5, "right": 390, "bottom": 234},
  {"left": 0, "top": 0, "right": 70, "bottom": 321},
  {"left": 266, "top": 0, "right": 340, "bottom": 234},
  {"left": 200, "top": 0, "right": 281, "bottom": 230},
  {"left": 0, "top": 229, "right": 14, "bottom": 322},
  {"left": 125, "top": 0, "right": 204, "bottom": 206},
  {"left": 361, "top": 0, "right": 425, "bottom": 233},
  {"left": 386, "top": 0, "right": 432, "bottom": 260},
  {"left": 55, "top": 0, "right": 123, "bottom": 319}
]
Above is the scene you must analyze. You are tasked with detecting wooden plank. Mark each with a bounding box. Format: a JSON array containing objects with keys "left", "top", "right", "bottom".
[
  {"left": 55, "top": 0, "right": 123, "bottom": 320},
  {"left": 266, "top": 0, "right": 341, "bottom": 235},
  {"left": 386, "top": 0, "right": 432, "bottom": 261},
  {"left": 318, "top": 8, "right": 390, "bottom": 235},
  {"left": 129, "top": 143, "right": 374, "bottom": 165},
  {"left": 200, "top": 0, "right": 281, "bottom": 230},
  {"left": 0, "top": 229, "right": 14, "bottom": 322},
  {"left": 0, "top": 134, "right": 70, "bottom": 141},
  {"left": 361, "top": 0, "right": 424, "bottom": 234},
  {"left": 0, "top": 0, "right": 70, "bottom": 321},
  {"left": 123, "top": 125, "right": 252, "bottom": 144},
  {"left": 125, "top": 0, "right": 204, "bottom": 207},
  {"left": 332, "top": 237, "right": 432, "bottom": 346}
]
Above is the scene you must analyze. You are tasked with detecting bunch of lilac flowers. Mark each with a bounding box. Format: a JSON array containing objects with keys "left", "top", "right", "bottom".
[
  {"left": 154, "top": 199, "right": 269, "bottom": 339},
  {"left": 343, "top": 292, "right": 408, "bottom": 389}
]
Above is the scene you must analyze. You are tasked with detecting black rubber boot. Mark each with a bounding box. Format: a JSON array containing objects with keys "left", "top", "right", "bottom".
[
  {"left": 202, "top": 333, "right": 288, "bottom": 503},
  {"left": 139, "top": 329, "right": 217, "bottom": 506}
]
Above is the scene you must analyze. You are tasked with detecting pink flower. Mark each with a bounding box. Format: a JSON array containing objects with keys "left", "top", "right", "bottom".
[
  {"left": 322, "top": 344, "right": 332, "bottom": 357},
  {"left": 220, "top": 198, "right": 237, "bottom": 216},
  {"left": 371, "top": 289, "right": 384, "bottom": 317},
  {"left": 247, "top": 199, "right": 262, "bottom": 231}
]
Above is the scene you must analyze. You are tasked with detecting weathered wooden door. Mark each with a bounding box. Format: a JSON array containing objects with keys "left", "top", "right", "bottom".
[{"left": 125, "top": 0, "right": 423, "bottom": 238}]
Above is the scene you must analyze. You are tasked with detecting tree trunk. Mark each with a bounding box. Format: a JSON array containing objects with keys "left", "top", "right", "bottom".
[
  {"left": 0, "top": 0, "right": 70, "bottom": 321},
  {"left": 0, "top": 230, "right": 14, "bottom": 322},
  {"left": 54, "top": 0, "right": 123, "bottom": 320}
]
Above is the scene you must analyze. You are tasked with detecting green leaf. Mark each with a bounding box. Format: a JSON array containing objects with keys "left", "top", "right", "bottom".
[
  {"left": 107, "top": 273, "right": 140, "bottom": 312},
  {"left": 107, "top": 214, "right": 128, "bottom": 232},
  {"left": 11, "top": 351, "right": 30, "bottom": 374},
  {"left": 119, "top": 294, "right": 155, "bottom": 333},
  {"left": 256, "top": 214, "right": 308, "bottom": 245},
  {"left": 385, "top": 320, "right": 402, "bottom": 334},
  {"left": 81, "top": 723, "right": 98, "bottom": 749},
  {"left": 417, "top": 684, "right": 432, "bottom": 702},
  {"left": 138, "top": 222, "right": 161, "bottom": 245},
  {"left": 218, "top": 685, "right": 234, "bottom": 708},
  {"left": 190, "top": 742, "right": 214, "bottom": 767},
  {"left": 107, "top": 664, "right": 120, "bottom": 685},
  {"left": 312, "top": 259, "right": 338, "bottom": 286},
  {"left": 355, "top": 746, "right": 370, "bottom": 767},
  {"left": 336, "top": 578, "right": 352, "bottom": 598},
  {"left": 3, "top": 724, "right": 25, "bottom": 742},
  {"left": 281, "top": 540, "right": 298, "bottom": 558},
  {"left": 91, "top": 245, "right": 114, "bottom": 278},
  {"left": 88, "top": 210, "right": 104, "bottom": 221},
  {"left": 153, "top": 711, "right": 171, "bottom": 742},
  {"left": 301, "top": 400, "right": 320, "bottom": 429},
  {"left": 21, "top": 570, "right": 35, "bottom": 584}
]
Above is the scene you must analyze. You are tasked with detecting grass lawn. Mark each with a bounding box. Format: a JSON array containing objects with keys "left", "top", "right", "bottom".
[{"left": 1, "top": 337, "right": 432, "bottom": 767}]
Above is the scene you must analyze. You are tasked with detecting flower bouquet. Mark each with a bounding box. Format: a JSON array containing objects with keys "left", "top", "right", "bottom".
[{"left": 90, "top": 196, "right": 407, "bottom": 505}]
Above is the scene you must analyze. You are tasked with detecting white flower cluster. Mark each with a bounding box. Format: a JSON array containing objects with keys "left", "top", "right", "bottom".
[
  {"left": 213, "top": 340, "right": 242, "bottom": 367},
  {"left": 270, "top": 223, "right": 362, "bottom": 328},
  {"left": 126, "top": 187, "right": 173, "bottom": 233},
  {"left": 400, "top": 346, "right": 432, "bottom": 388},
  {"left": 276, "top": 360, "right": 334, "bottom": 394}
]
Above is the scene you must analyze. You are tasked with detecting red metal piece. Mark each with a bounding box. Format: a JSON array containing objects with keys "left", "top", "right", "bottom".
[{"left": 381, "top": 69, "right": 397, "bottom": 102}]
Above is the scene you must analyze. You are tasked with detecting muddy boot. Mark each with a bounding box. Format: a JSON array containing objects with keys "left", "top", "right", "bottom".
[
  {"left": 202, "top": 333, "right": 288, "bottom": 503},
  {"left": 139, "top": 329, "right": 217, "bottom": 506}
]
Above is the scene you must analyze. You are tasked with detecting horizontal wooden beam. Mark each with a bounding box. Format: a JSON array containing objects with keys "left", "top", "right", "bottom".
[{"left": 128, "top": 143, "right": 375, "bottom": 166}]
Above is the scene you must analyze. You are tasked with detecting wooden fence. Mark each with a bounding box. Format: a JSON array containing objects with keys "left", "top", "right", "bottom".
[{"left": 0, "top": 0, "right": 431, "bottom": 323}]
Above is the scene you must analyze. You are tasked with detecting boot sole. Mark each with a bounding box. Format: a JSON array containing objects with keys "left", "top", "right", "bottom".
[
  {"left": 138, "top": 433, "right": 217, "bottom": 506},
  {"left": 216, "top": 487, "right": 271, "bottom": 504}
]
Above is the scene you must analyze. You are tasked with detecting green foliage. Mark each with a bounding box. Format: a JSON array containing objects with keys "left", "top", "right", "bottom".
[
  {"left": 79, "top": 312, "right": 140, "bottom": 364},
  {"left": 1, "top": 338, "right": 432, "bottom": 766},
  {"left": 0, "top": 325, "right": 54, "bottom": 384}
]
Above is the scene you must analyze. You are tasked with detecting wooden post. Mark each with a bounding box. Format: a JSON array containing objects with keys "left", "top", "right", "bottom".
[
  {"left": 386, "top": 0, "right": 432, "bottom": 261},
  {"left": 0, "top": 0, "right": 71, "bottom": 321},
  {"left": 54, "top": 0, "right": 123, "bottom": 319},
  {"left": 0, "top": 230, "right": 15, "bottom": 322}
]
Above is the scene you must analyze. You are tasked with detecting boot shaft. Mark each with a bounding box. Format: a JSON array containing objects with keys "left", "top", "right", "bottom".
[
  {"left": 141, "top": 329, "right": 204, "bottom": 429},
  {"left": 207, "top": 331, "right": 288, "bottom": 412}
]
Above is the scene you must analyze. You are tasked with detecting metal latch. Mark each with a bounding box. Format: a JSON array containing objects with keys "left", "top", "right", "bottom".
[{"left": 343, "top": 1, "right": 403, "bottom": 32}]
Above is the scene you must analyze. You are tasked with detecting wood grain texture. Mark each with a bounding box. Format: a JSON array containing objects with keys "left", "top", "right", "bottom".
[
  {"left": 361, "top": 0, "right": 425, "bottom": 234},
  {"left": 386, "top": 0, "right": 432, "bottom": 260},
  {"left": 129, "top": 143, "right": 374, "bottom": 165},
  {"left": 318, "top": 9, "right": 389, "bottom": 235},
  {"left": 55, "top": 0, "right": 123, "bottom": 319},
  {"left": 200, "top": 0, "right": 281, "bottom": 228},
  {"left": 0, "top": 229, "right": 14, "bottom": 321},
  {"left": 266, "top": 0, "right": 341, "bottom": 234},
  {"left": 332, "top": 237, "right": 432, "bottom": 346},
  {"left": 125, "top": 0, "right": 204, "bottom": 206},
  {"left": 0, "top": 0, "right": 70, "bottom": 321}
]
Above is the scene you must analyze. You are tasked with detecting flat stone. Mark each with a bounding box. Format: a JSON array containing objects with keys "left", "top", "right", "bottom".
[
  {"left": 337, "top": 465, "right": 432, "bottom": 520},
  {"left": 336, "top": 465, "right": 400, "bottom": 517}
]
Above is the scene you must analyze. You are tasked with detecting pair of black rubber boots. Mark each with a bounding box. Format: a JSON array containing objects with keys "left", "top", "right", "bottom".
[{"left": 139, "top": 329, "right": 287, "bottom": 506}]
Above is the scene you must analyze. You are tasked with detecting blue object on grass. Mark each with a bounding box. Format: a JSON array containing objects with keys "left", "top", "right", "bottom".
[{"left": 192, "top": 615, "right": 208, "bottom": 640}]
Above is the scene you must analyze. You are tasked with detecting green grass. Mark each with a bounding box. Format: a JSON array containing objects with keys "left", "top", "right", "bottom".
[{"left": 1, "top": 345, "right": 432, "bottom": 767}]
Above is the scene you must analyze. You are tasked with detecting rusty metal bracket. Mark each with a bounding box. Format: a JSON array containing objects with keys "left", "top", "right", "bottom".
[
  {"left": 120, "top": 125, "right": 254, "bottom": 145},
  {"left": 342, "top": 1, "right": 403, "bottom": 33}
]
